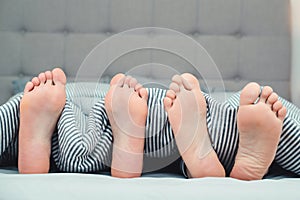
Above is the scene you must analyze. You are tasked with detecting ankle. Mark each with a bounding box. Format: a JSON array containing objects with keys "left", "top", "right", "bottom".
[
  {"left": 186, "top": 151, "right": 225, "bottom": 178},
  {"left": 18, "top": 138, "right": 51, "bottom": 174},
  {"left": 113, "top": 135, "right": 144, "bottom": 153},
  {"left": 111, "top": 169, "right": 142, "bottom": 178},
  {"left": 111, "top": 144, "right": 144, "bottom": 177}
]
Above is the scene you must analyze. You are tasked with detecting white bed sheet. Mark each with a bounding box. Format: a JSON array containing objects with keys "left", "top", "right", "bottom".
[{"left": 0, "top": 169, "right": 299, "bottom": 200}]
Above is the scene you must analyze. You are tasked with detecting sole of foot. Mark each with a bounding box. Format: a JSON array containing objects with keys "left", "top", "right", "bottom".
[
  {"left": 18, "top": 68, "right": 66, "bottom": 173},
  {"left": 230, "top": 82, "right": 287, "bottom": 180},
  {"left": 105, "top": 74, "right": 148, "bottom": 178},
  {"left": 164, "top": 73, "right": 225, "bottom": 178}
]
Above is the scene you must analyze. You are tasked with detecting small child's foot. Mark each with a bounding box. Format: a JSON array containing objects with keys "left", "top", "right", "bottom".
[
  {"left": 164, "top": 74, "right": 225, "bottom": 178},
  {"left": 230, "top": 83, "right": 287, "bottom": 180},
  {"left": 18, "top": 68, "right": 66, "bottom": 173},
  {"left": 105, "top": 74, "right": 148, "bottom": 178}
]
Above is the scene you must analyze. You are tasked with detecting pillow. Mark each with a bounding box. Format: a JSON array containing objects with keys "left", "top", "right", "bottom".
[{"left": 12, "top": 75, "right": 212, "bottom": 95}]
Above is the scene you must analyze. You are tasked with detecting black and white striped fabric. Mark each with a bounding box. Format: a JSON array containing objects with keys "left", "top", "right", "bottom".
[
  {"left": 0, "top": 83, "right": 299, "bottom": 176},
  {"left": 0, "top": 94, "right": 21, "bottom": 167}
]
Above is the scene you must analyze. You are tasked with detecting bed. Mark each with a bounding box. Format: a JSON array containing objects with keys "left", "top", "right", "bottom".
[
  {"left": 0, "top": 169, "right": 300, "bottom": 200},
  {"left": 0, "top": 0, "right": 300, "bottom": 199}
]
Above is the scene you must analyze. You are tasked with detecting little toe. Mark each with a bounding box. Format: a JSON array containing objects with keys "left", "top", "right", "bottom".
[
  {"left": 163, "top": 97, "right": 173, "bottom": 111},
  {"left": 110, "top": 73, "right": 125, "bottom": 86},
  {"left": 139, "top": 88, "right": 148, "bottom": 101},
  {"left": 240, "top": 82, "right": 261, "bottom": 106},
  {"left": 38, "top": 73, "right": 47, "bottom": 84},
  {"left": 259, "top": 86, "right": 273, "bottom": 103},
  {"left": 278, "top": 107, "right": 287, "bottom": 121},
  {"left": 24, "top": 82, "right": 34, "bottom": 93}
]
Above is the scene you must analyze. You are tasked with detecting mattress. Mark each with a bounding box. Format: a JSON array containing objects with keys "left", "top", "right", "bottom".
[{"left": 0, "top": 168, "right": 300, "bottom": 200}]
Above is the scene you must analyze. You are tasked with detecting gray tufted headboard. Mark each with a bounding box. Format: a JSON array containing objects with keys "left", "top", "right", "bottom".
[{"left": 0, "top": 0, "right": 291, "bottom": 105}]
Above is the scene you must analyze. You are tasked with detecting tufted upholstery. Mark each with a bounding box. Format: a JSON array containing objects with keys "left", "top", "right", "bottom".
[{"left": 0, "top": 0, "right": 291, "bottom": 104}]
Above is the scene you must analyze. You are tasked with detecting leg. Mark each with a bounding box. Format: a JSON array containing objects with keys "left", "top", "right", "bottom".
[
  {"left": 18, "top": 68, "right": 66, "bottom": 173},
  {"left": 105, "top": 74, "right": 148, "bottom": 178},
  {"left": 230, "top": 83, "right": 286, "bottom": 180},
  {"left": 164, "top": 73, "right": 225, "bottom": 178},
  {"left": 51, "top": 86, "right": 113, "bottom": 173},
  {"left": 0, "top": 94, "right": 22, "bottom": 166}
]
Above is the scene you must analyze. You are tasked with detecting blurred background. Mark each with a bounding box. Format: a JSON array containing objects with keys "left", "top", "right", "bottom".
[{"left": 0, "top": 0, "right": 299, "bottom": 106}]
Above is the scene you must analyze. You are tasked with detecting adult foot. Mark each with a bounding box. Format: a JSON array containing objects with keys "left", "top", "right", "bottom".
[
  {"left": 18, "top": 68, "right": 66, "bottom": 173},
  {"left": 164, "top": 73, "right": 225, "bottom": 178},
  {"left": 105, "top": 74, "right": 148, "bottom": 178},
  {"left": 230, "top": 83, "right": 287, "bottom": 180}
]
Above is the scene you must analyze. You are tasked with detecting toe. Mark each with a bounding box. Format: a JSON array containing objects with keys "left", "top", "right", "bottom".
[
  {"left": 45, "top": 71, "right": 53, "bottom": 80},
  {"left": 181, "top": 77, "right": 192, "bottom": 91},
  {"left": 259, "top": 86, "right": 273, "bottom": 103},
  {"left": 38, "top": 73, "right": 47, "bottom": 84},
  {"left": 52, "top": 68, "right": 67, "bottom": 85},
  {"left": 129, "top": 77, "right": 138, "bottom": 88},
  {"left": 31, "top": 77, "right": 40, "bottom": 86},
  {"left": 273, "top": 101, "right": 283, "bottom": 113},
  {"left": 277, "top": 106, "right": 287, "bottom": 121},
  {"left": 181, "top": 73, "right": 199, "bottom": 90},
  {"left": 266, "top": 92, "right": 278, "bottom": 108},
  {"left": 169, "top": 82, "right": 180, "bottom": 93},
  {"left": 124, "top": 76, "right": 132, "bottom": 88},
  {"left": 24, "top": 82, "right": 34, "bottom": 93},
  {"left": 171, "top": 75, "right": 183, "bottom": 87},
  {"left": 45, "top": 71, "right": 53, "bottom": 85},
  {"left": 139, "top": 88, "right": 148, "bottom": 101},
  {"left": 240, "top": 82, "right": 261, "bottom": 106},
  {"left": 110, "top": 73, "right": 125, "bottom": 86},
  {"left": 166, "top": 90, "right": 176, "bottom": 100},
  {"left": 135, "top": 83, "right": 143, "bottom": 91},
  {"left": 163, "top": 97, "right": 173, "bottom": 111}
]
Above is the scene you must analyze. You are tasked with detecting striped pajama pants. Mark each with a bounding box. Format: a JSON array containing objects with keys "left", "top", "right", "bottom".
[{"left": 0, "top": 83, "right": 299, "bottom": 176}]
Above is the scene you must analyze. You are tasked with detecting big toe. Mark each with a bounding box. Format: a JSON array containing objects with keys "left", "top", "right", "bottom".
[
  {"left": 110, "top": 73, "right": 125, "bottom": 86},
  {"left": 52, "top": 68, "right": 67, "bottom": 85},
  {"left": 240, "top": 82, "right": 261, "bottom": 106},
  {"left": 181, "top": 73, "right": 200, "bottom": 90}
]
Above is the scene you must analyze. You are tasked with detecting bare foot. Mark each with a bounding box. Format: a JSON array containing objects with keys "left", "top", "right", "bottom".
[
  {"left": 164, "top": 73, "right": 225, "bottom": 178},
  {"left": 105, "top": 74, "right": 148, "bottom": 178},
  {"left": 18, "top": 68, "right": 66, "bottom": 173},
  {"left": 230, "top": 83, "right": 287, "bottom": 180}
]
